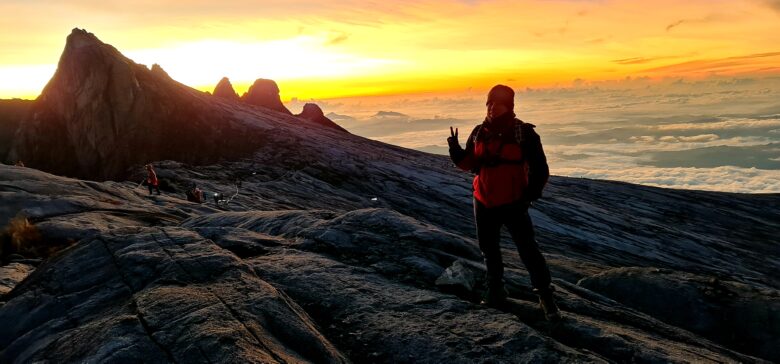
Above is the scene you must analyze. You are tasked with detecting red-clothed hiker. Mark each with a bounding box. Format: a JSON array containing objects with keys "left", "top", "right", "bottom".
[
  {"left": 447, "top": 85, "right": 559, "bottom": 321},
  {"left": 145, "top": 164, "right": 160, "bottom": 195}
]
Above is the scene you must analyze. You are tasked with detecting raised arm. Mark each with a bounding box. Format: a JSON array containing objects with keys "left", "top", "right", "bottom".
[{"left": 449, "top": 125, "right": 481, "bottom": 172}]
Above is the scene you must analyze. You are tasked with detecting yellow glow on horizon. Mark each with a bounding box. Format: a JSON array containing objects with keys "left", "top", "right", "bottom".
[
  {"left": 124, "top": 36, "right": 403, "bottom": 91},
  {"left": 0, "top": 64, "right": 57, "bottom": 99}
]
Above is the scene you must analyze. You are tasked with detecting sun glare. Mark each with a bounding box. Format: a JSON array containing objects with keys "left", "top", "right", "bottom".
[
  {"left": 124, "top": 36, "right": 401, "bottom": 95},
  {"left": 0, "top": 64, "right": 57, "bottom": 99}
]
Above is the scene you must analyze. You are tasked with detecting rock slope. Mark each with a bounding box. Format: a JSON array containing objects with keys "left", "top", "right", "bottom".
[{"left": 1, "top": 157, "right": 777, "bottom": 363}]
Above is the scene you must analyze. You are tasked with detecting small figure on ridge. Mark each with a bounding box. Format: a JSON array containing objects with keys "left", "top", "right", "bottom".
[{"left": 145, "top": 164, "right": 161, "bottom": 195}]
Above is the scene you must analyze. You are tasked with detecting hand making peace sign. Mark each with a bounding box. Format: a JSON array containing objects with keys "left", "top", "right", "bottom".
[{"left": 447, "top": 126, "right": 460, "bottom": 149}]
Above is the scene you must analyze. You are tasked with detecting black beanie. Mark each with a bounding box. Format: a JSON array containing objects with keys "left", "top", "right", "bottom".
[{"left": 487, "top": 84, "right": 515, "bottom": 107}]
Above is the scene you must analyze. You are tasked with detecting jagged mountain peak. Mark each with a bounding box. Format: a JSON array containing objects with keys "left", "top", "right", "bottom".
[
  {"left": 58, "top": 28, "right": 129, "bottom": 72},
  {"left": 150, "top": 63, "right": 172, "bottom": 79},
  {"left": 64, "top": 28, "right": 103, "bottom": 49},
  {"left": 213, "top": 76, "right": 239, "bottom": 101}
]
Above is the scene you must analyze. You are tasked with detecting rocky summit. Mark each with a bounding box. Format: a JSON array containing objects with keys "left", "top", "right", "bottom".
[
  {"left": 213, "top": 77, "right": 240, "bottom": 101},
  {"left": 241, "top": 78, "right": 292, "bottom": 115},
  {"left": 1, "top": 29, "right": 779, "bottom": 363},
  {"left": 297, "top": 103, "right": 348, "bottom": 133}
]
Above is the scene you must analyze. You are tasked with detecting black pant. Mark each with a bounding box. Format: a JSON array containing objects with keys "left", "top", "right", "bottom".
[
  {"left": 474, "top": 198, "right": 552, "bottom": 290},
  {"left": 148, "top": 183, "right": 160, "bottom": 195}
]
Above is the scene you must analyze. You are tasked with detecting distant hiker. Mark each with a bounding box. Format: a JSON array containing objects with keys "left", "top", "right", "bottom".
[
  {"left": 14, "top": 160, "right": 24, "bottom": 167},
  {"left": 213, "top": 192, "right": 224, "bottom": 205},
  {"left": 145, "top": 164, "right": 160, "bottom": 195},
  {"left": 186, "top": 184, "right": 203, "bottom": 203},
  {"left": 447, "top": 84, "right": 559, "bottom": 320}
]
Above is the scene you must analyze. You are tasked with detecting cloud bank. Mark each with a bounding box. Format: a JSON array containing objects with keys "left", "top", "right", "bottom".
[{"left": 290, "top": 76, "right": 780, "bottom": 193}]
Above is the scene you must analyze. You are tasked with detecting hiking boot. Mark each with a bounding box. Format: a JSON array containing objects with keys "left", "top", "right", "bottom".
[
  {"left": 534, "top": 287, "right": 561, "bottom": 321},
  {"left": 480, "top": 283, "right": 508, "bottom": 307}
]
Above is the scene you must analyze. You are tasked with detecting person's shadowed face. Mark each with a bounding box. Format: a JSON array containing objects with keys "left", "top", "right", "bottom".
[
  {"left": 487, "top": 99, "right": 510, "bottom": 121},
  {"left": 486, "top": 85, "right": 514, "bottom": 121}
]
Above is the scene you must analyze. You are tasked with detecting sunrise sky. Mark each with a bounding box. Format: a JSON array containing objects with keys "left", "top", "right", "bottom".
[
  {"left": 2, "top": 0, "right": 779, "bottom": 193},
  {"left": 2, "top": 0, "right": 780, "bottom": 100}
]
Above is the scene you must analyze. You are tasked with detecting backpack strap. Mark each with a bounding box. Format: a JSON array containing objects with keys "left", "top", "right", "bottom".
[
  {"left": 475, "top": 120, "right": 535, "bottom": 167},
  {"left": 514, "top": 119, "right": 536, "bottom": 144},
  {"left": 481, "top": 126, "right": 526, "bottom": 166},
  {"left": 472, "top": 124, "right": 483, "bottom": 145}
]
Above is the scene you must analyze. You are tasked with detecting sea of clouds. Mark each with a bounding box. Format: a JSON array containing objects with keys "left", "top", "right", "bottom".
[{"left": 287, "top": 76, "right": 780, "bottom": 193}]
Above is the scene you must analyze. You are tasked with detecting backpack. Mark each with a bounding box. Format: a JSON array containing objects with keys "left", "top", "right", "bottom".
[{"left": 472, "top": 119, "right": 549, "bottom": 201}]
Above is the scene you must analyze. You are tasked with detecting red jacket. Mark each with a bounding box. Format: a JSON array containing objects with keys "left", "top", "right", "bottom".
[
  {"left": 147, "top": 169, "right": 159, "bottom": 186},
  {"left": 450, "top": 114, "right": 545, "bottom": 208}
]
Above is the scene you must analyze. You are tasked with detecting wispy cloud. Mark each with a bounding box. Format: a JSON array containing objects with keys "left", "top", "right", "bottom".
[
  {"left": 326, "top": 31, "right": 350, "bottom": 45},
  {"left": 657, "top": 134, "right": 720, "bottom": 143},
  {"left": 665, "top": 13, "right": 731, "bottom": 32},
  {"left": 656, "top": 118, "right": 780, "bottom": 131},
  {"left": 641, "top": 52, "right": 780, "bottom": 75},
  {"left": 612, "top": 55, "right": 685, "bottom": 65},
  {"left": 665, "top": 19, "right": 686, "bottom": 32}
]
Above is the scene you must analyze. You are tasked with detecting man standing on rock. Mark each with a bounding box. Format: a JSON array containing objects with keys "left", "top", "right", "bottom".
[
  {"left": 447, "top": 85, "right": 560, "bottom": 321},
  {"left": 145, "top": 164, "right": 160, "bottom": 196}
]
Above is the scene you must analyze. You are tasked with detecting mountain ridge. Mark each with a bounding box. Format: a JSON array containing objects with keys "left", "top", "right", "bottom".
[{"left": 7, "top": 28, "right": 347, "bottom": 181}]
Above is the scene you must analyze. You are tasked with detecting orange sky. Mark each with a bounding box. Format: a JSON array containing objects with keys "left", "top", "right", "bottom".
[{"left": 1, "top": 0, "right": 779, "bottom": 100}]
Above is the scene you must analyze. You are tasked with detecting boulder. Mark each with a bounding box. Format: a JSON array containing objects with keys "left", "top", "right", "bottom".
[
  {"left": 435, "top": 260, "right": 479, "bottom": 293},
  {"left": 297, "top": 103, "right": 349, "bottom": 133},
  {"left": 241, "top": 78, "right": 291, "bottom": 115}
]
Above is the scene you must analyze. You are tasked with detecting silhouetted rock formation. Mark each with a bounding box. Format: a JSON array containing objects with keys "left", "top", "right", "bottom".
[
  {"left": 297, "top": 103, "right": 348, "bottom": 133},
  {"left": 6, "top": 29, "right": 302, "bottom": 181},
  {"left": 241, "top": 78, "right": 292, "bottom": 115},
  {"left": 0, "top": 99, "right": 32, "bottom": 162},
  {"left": 149, "top": 63, "right": 172, "bottom": 80},
  {"left": 213, "top": 77, "right": 239, "bottom": 101}
]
